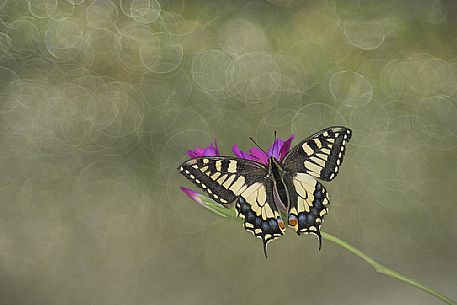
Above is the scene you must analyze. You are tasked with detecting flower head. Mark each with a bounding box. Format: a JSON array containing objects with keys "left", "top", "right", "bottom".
[
  {"left": 180, "top": 187, "right": 204, "bottom": 205},
  {"left": 186, "top": 138, "right": 220, "bottom": 158},
  {"left": 180, "top": 187, "right": 236, "bottom": 218},
  {"left": 232, "top": 134, "right": 294, "bottom": 165}
]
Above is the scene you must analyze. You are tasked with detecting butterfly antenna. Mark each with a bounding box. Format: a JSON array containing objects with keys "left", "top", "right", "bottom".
[{"left": 249, "top": 137, "right": 268, "bottom": 156}]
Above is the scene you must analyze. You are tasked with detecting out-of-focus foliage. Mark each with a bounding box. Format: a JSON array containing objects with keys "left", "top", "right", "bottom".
[{"left": 0, "top": 1, "right": 456, "bottom": 305}]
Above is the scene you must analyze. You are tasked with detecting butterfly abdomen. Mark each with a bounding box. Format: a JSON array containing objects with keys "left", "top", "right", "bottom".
[{"left": 269, "top": 158, "right": 289, "bottom": 211}]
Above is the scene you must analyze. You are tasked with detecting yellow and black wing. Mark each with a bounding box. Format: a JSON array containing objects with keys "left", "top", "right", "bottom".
[
  {"left": 284, "top": 173, "right": 330, "bottom": 249},
  {"left": 283, "top": 126, "right": 352, "bottom": 181},
  {"left": 179, "top": 157, "right": 285, "bottom": 255},
  {"left": 282, "top": 126, "right": 351, "bottom": 248},
  {"left": 235, "top": 181, "right": 286, "bottom": 256}
]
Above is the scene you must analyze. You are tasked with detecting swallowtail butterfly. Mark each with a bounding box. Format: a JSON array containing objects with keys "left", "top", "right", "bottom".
[{"left": 178, "top": 126, "right": 351, "bottom": 256}]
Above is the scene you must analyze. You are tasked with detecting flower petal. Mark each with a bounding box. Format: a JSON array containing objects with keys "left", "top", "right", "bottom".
[
  {"left": 278, "top": 134, "right": 294, "bottom": 160},
  {"left": 187, "top": 138, "right": 220, "bottom": 158},
  {"left": 180, "top": 187, "right": 236, "bottom": 218},
  {"left": 233, "top": 144, "right": 269, "bottom": 165},
  {"left": 187, "top": 148, "right": 203, "bottom": 158},
  {"left": 206, "top": 138, "right": 220, "bottom": 156},
  {"left": 232, "top": 144, "right": 252, "bottom": 160},
  {"left": 180, "top": 187, "right": 203, "bottom": 204},
  {"left": 267, "top": 138, "right": 283, "bottom": 159},
  {"left": 248, "top": 147, "right": 269, "bottom": 165}
]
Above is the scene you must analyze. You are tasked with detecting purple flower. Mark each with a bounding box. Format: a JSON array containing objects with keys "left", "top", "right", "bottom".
[
  {"left": 232, "top": 134, "right": 294, "bottom": 165},
  {"left": 180, "top": 187, "right": 236, "bottom": 218},
  {"left": 186, "top": 138, "right": 220, "bottom": 158}
]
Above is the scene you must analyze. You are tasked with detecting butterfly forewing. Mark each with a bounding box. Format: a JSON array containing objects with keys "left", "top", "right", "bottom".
[
  {"left": 283, "top": 126, "right": 352, "bottom": 181},
  {"left": 179, "top": 156, "right": 265, "bottom": 205}
]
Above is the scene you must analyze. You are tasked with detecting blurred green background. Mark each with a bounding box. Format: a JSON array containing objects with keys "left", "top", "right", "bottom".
[{"left": 0, "top": 0, "right": 456, "bottom": 304}]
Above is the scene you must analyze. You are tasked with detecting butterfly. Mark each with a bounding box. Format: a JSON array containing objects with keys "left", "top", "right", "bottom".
[{"left": 178, "top": 126, "right": 351, "bottom": 256}]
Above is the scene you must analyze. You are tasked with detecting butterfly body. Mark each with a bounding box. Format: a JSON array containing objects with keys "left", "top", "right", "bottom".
[
  {"left": 179, "top": 126, "right": 352, "bottom": 256},
  {"left": 268, "top": 157, "right": 290, "bottom": 212}
]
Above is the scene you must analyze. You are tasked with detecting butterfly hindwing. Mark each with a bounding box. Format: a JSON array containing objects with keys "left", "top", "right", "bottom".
[
  {"left": 235, "top": 181, "right": 286, "bottom": 256},
  {"left": 285, "top": 173, "right": 330, "bottom": 249},
  {"left": 283, "top": 126, "right": 352, "bottom": 181}
]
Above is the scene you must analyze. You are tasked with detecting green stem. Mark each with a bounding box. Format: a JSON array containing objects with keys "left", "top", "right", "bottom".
[
  {"left": 194, "top": 194, "right": 456, "bottom": 304},
  {"left": 321, "top": 231, "right": 457, "bottom": 305}
]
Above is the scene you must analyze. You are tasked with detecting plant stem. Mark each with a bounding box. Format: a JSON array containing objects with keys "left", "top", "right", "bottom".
[
  {"left": 193, "top": 193, "right": 456, "bottom": 304},
  {"left": 321, "top": 231, "right": 457, "bottom": 305}
]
